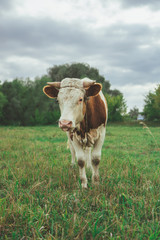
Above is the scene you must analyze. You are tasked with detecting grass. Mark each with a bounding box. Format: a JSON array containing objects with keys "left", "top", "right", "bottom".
[{"left": 0, "top": 124, "right": 160, "bottom": 239}]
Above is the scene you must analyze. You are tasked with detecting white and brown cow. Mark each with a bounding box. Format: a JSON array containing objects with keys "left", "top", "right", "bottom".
[{"left": 43, "top": 78, "right": 108, "bottom": 188}]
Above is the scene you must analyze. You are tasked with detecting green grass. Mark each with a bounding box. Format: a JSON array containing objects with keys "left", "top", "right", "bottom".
[{"left": 0, "top": 124, "right": 160, "bottom": 239}]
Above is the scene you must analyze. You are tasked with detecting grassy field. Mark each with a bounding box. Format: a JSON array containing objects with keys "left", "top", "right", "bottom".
[{"left": 0, "top": 124, "right": 160, "bottom": 239}]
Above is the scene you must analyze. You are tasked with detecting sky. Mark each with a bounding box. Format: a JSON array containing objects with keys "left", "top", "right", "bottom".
[{"left": 0, "top": 0, "right": 160, "bottom": 111}]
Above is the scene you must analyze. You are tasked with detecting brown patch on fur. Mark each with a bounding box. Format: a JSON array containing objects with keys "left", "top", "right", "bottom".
[
  {"left": 83, "top": 101, "right": 86, "bottom": 116},
  {"left": 80, "top": 94, "right": 107, "bottom": 132},
  {"left": 78, "top": 122, "right": 86, "bottom": 138},
  {"left": 78, "top": 159, "right": 85, "bottom": 168},
  {"left": 92, "top": 158, "right": 100, "bottom": 166},
  {"left": 69, "top": 131, "right": 73, "bottom": 141}
]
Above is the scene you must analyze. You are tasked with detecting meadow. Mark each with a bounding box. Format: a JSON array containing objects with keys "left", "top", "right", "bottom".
[{"left": 0, "top": 124, "right": 160, "bottom": 239}]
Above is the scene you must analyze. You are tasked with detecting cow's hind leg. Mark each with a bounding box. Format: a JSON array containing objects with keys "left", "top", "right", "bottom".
[{"left": 91, "top": 126, "right": 105, "bottom": 184}]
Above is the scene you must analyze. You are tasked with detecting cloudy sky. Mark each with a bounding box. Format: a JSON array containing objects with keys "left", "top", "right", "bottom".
[{"left": 1, "top": 0, "right": 160, "bottom": 111}]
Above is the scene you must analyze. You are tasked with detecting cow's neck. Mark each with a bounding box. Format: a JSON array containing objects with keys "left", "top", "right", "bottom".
[{"left": 84, "top": 94, "right": 89, "bottom": 133}]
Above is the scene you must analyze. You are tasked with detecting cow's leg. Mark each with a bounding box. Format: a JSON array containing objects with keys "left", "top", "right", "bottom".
[
  {"left": 69, "top": 141, "right": 76, "bottom": 166},
  {"left": 69, "top": 142, "right": 76, "bottom": 166},
  {"left": 78, "top": 157, "right": 87, "bottom": 189},
  {"left": 91, "top": 126, "right": 105, "bottom": 184},
  {"left": 85, "top": 147, "right": 92, "bottom": 169},
  {"left": 72, "top": 138, "right": 87, "bottom": 188},
  {"left": 67, "top": 133, "right": 76, "bottom": 166}
]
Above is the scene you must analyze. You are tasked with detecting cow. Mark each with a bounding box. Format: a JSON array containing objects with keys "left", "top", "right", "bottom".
[{"left": 43, "top": 78, "right": 108, "bottom": 188}]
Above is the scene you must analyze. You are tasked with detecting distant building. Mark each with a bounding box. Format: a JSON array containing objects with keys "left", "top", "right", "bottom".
[{"left": 137, "top": 114, "right": 144, "bottom": 121}]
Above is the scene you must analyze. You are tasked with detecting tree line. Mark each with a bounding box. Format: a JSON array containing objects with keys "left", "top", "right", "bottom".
[
  {"left": 0, "top": 63, "right": 159, "bottom": 125},
  {"left": 0, "top": 76, "right": 60, "bottom": 126}
]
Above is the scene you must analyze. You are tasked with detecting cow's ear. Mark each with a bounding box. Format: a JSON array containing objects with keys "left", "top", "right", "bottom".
[
  {"left": 43, "top": 85, "right": 59, "bottom": 98},
  {"left": 86, "top": 83, "right": 102, "bottom": 97}
]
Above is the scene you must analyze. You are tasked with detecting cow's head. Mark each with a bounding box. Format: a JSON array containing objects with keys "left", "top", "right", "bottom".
[{"left": 43, "top": 78, "right": 101, "bottom": 131}]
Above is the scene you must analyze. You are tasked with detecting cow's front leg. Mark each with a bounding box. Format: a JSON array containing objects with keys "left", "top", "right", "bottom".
[
  {"left": 85, "top": 147, "right": 92, "bottom": 169},
  {"left": 72, "top": 137, "right": 87, "bottom": 188},
  {"left": 67, "top": 133, "right": 76, "bottom": 166},
  {"left": 77, "top": 158, "right": 87, "bottom": 188},
  {"left": 92, "top": 126, "right": 105, "bottom": 184}
]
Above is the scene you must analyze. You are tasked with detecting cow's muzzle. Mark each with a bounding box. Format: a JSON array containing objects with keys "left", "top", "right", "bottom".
[{"left": 59, "top": 120, "right": 73, "bottom": 132}]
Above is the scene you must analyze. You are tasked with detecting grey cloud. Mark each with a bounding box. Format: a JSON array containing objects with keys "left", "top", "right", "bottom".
[
  {"left": 0, "top": 16, "right": 93, "bottom": 78},
  {"left": 121, "top": 0, "right": 160, "bottom": 10},
  {"left": 0, "top": 0, "right": 14, "bottom": 13},
  {"left": 0, "top": 16, "right": 88, "bottom": 57},
  {"left": 95, "top": 24, "right": 160, "bottom": 81},
  {"left": 0, "top": 12, "right": 160, "bottom": 86},
  {"left": 1, "top": 0, "right": 160, "bottom": 112}
]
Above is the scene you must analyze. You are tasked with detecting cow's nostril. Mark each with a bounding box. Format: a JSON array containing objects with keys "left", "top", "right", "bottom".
[{"left": 59, "top": 120, "right": 72, "bottom": 128}]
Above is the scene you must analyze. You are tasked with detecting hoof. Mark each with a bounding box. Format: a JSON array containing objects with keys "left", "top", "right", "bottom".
[
  {"left": 80, "top": 178, "right": 87, "bottom": 189},
  {"left": 81, "top": 183, "right": 88, "bottom": 189},
  {"left": 92, "top": 175, "right": 99, "bottom": 185}
]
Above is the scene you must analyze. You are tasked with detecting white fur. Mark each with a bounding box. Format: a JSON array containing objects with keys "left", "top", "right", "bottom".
[{"left": 58, "top": 87, "right": 85, "bottom": 129}]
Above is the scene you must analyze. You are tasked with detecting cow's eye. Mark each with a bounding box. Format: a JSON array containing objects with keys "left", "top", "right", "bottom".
[{"left": 79, "top": 98, "right": 83, "bottom": 103}]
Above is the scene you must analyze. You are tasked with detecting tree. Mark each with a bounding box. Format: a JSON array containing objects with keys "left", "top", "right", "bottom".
[
  {"left": 27, "top": 76, "right": 60, "bottom": 125},
  {"left": 0, "top": 76, "right": 60, "bottom": 126},
  {"left": 154, "top": 85, "right": 160, "bottom": 113},
  {"left": 129, "top": 106, "right": 139, "bottom": 120},
  {"left": 105, "top": 94, "right": 127, "bottom": 122},
  {"left": 1, "top": 79, "right": 26, "bottom": 125},
  {"left": 48, "top": 62, "right": 118, "bottom": 95},
  {"left": 0, "top": 63, "right": 127, "bottom": 125},
  {"left": 48, "top": 63, "right": 127, "bottom": 122},
  {"left": 48, "top": 63, "right": 105, "bottom": 82},
  {"left": 0, "top": 91, "right": 7, "bottom": 121},
  {"left": 143, "top": 85, "right": 160, "bottom": 121}
]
